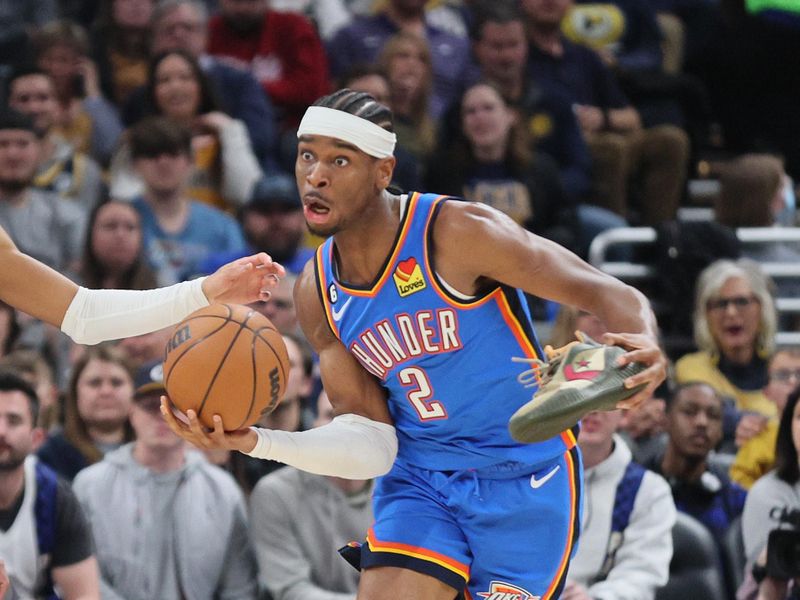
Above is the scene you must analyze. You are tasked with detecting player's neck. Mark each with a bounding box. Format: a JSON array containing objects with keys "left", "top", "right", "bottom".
[
  {"left": 0, "top": 467, "right": 24, "bottom": 510},
  {"left": 333, "top": 192, "right": 401, "bottom": 286}
]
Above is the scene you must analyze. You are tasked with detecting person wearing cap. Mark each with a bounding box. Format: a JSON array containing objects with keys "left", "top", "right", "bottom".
[
  {"left": 164, "top": 89, "right": 665, "bottom": 600},
  {"left": 200, "top": 174, "right": 315, "bottom": 277},
  {"left": 73, "top": 360, "right": 259, "bottom": 600}
]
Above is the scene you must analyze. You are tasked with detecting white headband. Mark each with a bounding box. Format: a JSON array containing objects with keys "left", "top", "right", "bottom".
[{"left": 297, "top": 106, "right": 396, "bottom": 158}]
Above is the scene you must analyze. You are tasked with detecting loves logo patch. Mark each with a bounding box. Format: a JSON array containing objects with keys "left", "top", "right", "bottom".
[{"left": 393, "top": 257, "right": 426, "bottom": 297}]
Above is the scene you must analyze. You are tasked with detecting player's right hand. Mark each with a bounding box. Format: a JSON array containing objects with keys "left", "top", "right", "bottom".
[
  {"left": 201, "top": 252, "right": 285, "bottom": 306},
  {"left": 160, "top": 396, "right": 258, "bottom": 454}
]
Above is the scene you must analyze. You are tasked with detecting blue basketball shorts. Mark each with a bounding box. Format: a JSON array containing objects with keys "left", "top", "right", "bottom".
[{"left": 361, "top": 447, "right": 583, "bottom": 600}]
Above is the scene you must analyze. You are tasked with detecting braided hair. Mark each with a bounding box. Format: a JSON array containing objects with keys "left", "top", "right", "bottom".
[{"left": 312, "top": 89, "right": 394, "bottom": 133}]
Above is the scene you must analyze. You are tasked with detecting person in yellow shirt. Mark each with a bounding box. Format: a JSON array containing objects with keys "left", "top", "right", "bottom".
[
  {"left": 675, "top": 259, "right": 778, "bottom": 451},
  {"left": 730, "top": 348, "right": 800, "bottom": 489}
]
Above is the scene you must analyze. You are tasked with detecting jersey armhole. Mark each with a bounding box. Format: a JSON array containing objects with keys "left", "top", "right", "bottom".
[{"left": 426, "top": 197, "right": 497, "bottom": 305}]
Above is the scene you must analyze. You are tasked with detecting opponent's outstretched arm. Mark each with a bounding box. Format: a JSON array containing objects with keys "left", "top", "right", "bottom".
[
  {"left": 0, "top": 226, "right": 284, "bottom": 344},
  {"left": 433, "top": 201, "right": 665, "bottom": 407},
  {"left": 160, "top": 259, "right": 397, "bottom": 479}
]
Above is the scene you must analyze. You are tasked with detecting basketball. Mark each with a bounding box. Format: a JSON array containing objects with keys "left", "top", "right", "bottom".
[{"left": 163, "top": 303, "right": 289, "bottom": 430}]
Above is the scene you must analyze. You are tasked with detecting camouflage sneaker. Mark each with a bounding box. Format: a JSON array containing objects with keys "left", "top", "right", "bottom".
[{"left": 508, "top": 332, "right": 647, "bottom": 444}]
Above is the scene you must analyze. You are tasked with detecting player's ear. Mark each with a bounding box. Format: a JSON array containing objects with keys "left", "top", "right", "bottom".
[{"left": 375, "top": 156, "right": 396, "bottom": 189}]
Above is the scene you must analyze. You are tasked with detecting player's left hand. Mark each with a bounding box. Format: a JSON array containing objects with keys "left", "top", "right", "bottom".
[
  {"left": 160, "top": 396, "right": 258, "bottom": 454},
  {"left": 603, "top": 331, "right": 667, "bottom": 410},
  {"left": 201, "top": 252, "right": 285, "bottom": 305}
]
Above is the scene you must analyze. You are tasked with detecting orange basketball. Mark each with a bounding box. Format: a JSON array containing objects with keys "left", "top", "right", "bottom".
[{"left": 163, "top": 303, "right": 289, "bottom": 430}]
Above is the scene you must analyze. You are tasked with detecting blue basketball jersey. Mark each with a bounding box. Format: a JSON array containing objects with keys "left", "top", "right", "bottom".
[{"left": 315, "top": 192, "right": 576, "bottom": 470}]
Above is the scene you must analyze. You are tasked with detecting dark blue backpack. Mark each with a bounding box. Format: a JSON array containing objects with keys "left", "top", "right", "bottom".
[{"left": 594, "top": 461, "right": 647, "bottom": 583}]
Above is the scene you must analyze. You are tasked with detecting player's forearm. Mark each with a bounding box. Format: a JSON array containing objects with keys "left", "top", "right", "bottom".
[
  {"left": 60, "top": 280, "right": 209, "bottom": 345},
  {"left": 242, "top": 414, "right": 397, "bottom": 478},
  {"left": 594, "top": 283, "right": 658, "bottom": 339}
]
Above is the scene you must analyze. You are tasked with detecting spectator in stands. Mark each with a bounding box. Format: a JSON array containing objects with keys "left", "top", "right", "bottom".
[
  {"left": 327, "top": 0, "right": 471, "bottom": 118},
  {"left": 469, "top": 2, "right": 593, "bottom": 203},
  {"left": 90, "top": 0, "right": 154, "bottom": 107},
  {"left": 250, "top": 388, "right": 373, "bottom": 599},
  {"left": 37, "top": 344, "right": 136, "bottom": 481},
  {"left": 0, "top": 110, "right": 85, "bottom": 273},
  {"left": 676, "top": 259, "right": 778, "bottom": 450},
  {"left": 731, "top": 348, "right": 800, "bottom": 489},
  {"left": 339, "top": 65, "right": 422, "bottom": 192},
  {"left": 0, "top": 370, "right": 101, "bottom": 600},
  {"left": 78, "top": 197, "right": 158, "bottom": 291},
  {"left": 0, "top": 349, "right": 59, "bottom": 431},
  {"left": 201, "top": 174, "right": 314, "bottom": 277},
  {"left": 111, "top": 50, "right": 262, "bottom": 211},
  {"left": 250, "top": 273, "right": 300, "bottom": 337},
  {"left": 740, "top": 386, "right": 800, "bottom": 600},
  {"left": 123, "top": 116, "right": 246, "bottom": 285},
  {"left": 425, "top": 81, "right": 578, "bottom": 252},
  {"left": 6, "top": 67, "right": 104, "bottom": 212},
  {"left": 73, "top": 360, "right": 259, "bottom": 600},
  {"left": 0, "top": 1, "right": 56, "bottom": 78},
  {"left": 207, "top": 0, "right": 330, "bottom": 130},
  {"left": 122, "top": 0, "right": 279, "bottom": 170},
  {"left": 643, "top": 382, "right": 747, "bottom": 546},
  {"left": 234, "top": 332, "right": 313, "bottom": 491},
  {"left": 116, "top": 327, "right": 173, "bottom": 368},
  {"left": 564, "top": 408, "right": 675, "bottom": 599},
  {"left": 377, "top": 31, "right": 437, "bottom": 165},
  {"left": 522, "top": 0, "right": 690, "bottom": 226},
  {"left": 32, "top": 20, "right": 124, "bottom": 166}
]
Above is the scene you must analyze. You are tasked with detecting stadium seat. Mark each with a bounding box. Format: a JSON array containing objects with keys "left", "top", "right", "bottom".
[
  {"left": 721, "top": 516, "right": 746, "bottom": 597},
  {"left": 656, "top": 512, "right": 727, "bottom": 600}
]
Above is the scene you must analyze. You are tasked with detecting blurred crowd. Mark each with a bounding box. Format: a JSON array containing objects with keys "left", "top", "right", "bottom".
[{"left": 1, "top": 0, "right": 800, "bottom": 598}]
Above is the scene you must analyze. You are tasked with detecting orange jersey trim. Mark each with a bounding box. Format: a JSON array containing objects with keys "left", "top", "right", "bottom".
[
  {"left": 315, "top": 245, "right": 340, "bottom": 338},
  {"left": 335, "top": 192, "right": 421, "bottom": 297},
  {"left": 366, "top": 528, "right": 470, "bottom": 582},
  {"left": 541, "top": 449, "right": 579, "bottom": 600}
]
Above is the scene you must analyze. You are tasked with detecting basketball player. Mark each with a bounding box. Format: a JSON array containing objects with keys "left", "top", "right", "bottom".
[
  {"left": 0, "top": 224, "right": 283, "bottom": 345},
  {"left": 163, "top": 90, "right": 666, "bottom": 600}
]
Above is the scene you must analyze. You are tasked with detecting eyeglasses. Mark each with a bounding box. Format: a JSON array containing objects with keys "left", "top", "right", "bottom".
[
  {"left": 707, "top": 295, "right": 759, "bottom": 312},
  {"left": 770, "top": 369, "right": 800, "bottom": 383}
]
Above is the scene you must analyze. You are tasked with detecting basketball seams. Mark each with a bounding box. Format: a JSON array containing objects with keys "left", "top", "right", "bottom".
[
  {"left": 195, "top": 310, "right": 259, "bottom": 420},
  {"left": 164, "top": 303, "right": 288, "bottom": 430},
  {"left": 252, "top": 327, "right": 289, "bottom": 384}
]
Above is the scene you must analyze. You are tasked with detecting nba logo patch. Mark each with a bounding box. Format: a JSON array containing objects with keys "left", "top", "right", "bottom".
[
  {"left": 477, "top": 581, "right": 540, "bottom": 600},
  {"left": 393, "top": 257, "right": 426, "bottom": 297}
]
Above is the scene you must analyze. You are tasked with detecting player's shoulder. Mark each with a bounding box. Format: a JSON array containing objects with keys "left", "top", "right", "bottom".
[{"left": 430, "top": 196, "right": 509, "bottom": 244}]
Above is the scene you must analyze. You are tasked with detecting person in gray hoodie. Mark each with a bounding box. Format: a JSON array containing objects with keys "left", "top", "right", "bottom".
[
  {"left": 73, "top": 361, "right": 259, "bottom": 600},
  {"left": 250, "top": 389, "right": 373, "bottom": 600},
  {"left": 564, "top": 408, "right": 676, "bottom": 600}
]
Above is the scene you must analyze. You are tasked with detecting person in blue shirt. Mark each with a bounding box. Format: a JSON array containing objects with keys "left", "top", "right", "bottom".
[
  {"left": 163, "top": 89, "right": 667, "bottom": 600},
  {"left": 127, "top": 116, "right": 246, "bottom": 285}
]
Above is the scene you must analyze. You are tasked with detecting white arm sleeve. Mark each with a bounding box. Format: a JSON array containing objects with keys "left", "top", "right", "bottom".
[
  {"left": 60, "top": 278, "right": 209, "bottom": 345},
  {"left": 244, "top": 413, "right": 398, "bottom": 479}
]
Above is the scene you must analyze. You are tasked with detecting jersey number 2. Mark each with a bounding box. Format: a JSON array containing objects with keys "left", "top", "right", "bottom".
[{"left": 398, "top": 367, "right": 448, "bottom": 421}]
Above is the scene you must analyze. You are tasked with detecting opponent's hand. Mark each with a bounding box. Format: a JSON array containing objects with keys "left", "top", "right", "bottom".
[
  {"left": 160, "top": 396, "right": 258, "bottom": 454},
  {"left": 201, "top": 252, "right": 285, "bottom": 305},
  {"left": 603, "top": 332, "right": 667, "bottom": 410}
]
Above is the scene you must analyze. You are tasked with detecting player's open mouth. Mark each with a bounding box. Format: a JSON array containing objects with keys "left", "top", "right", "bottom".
[{"left": 307, "top": 202, "right": 329, "bottom": 214}]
